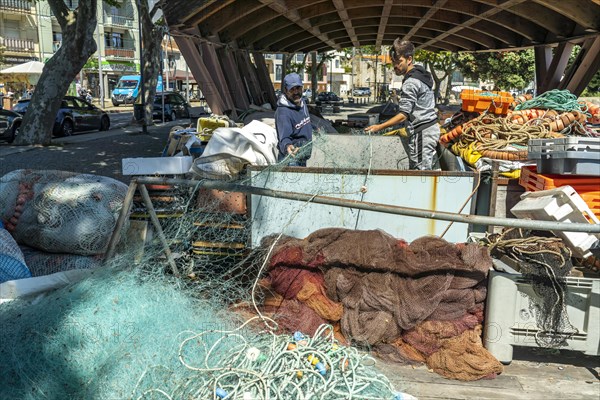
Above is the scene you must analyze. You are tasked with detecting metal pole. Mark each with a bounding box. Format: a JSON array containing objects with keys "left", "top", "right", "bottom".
[
  {"left": 135, "top": 176, "right": 600, "bottom": 234},
  {"left": 185, "top": 62, "right": 190, "bottom": 101},
  {"left": 136, "top": 0, "right": 147, "bottom": 134},
  {"left": 97, "top": 28, "right": 105, "bottom": 108}
]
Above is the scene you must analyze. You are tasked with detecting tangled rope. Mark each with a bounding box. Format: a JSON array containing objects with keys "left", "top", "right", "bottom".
[
  {"left": 481, "top": 229, "right": 578, "bottom": 348},
  {"left": 515, "top": 89, "right": 583, "bottom": 113},
  {"left": 452, "top": 114, "right": 554, "bottom": 160},
  {"left": 135, "top": 318, "right": 404, "bottom": 399}
]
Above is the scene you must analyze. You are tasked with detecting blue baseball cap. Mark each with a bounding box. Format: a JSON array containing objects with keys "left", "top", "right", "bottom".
[{"left": 283, "top": 73, "right": 303, "bottom": 90}]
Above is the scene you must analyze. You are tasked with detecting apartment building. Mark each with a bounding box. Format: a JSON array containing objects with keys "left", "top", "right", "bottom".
[{"left": 1, "top": 0, "right": 197, "bottom": 101}]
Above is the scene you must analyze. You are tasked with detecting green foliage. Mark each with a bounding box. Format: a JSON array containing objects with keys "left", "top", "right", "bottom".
[
  {"left": 414, "top": 50, "right": 457, "bottom": 72},
  {"left": 83, "top": 57, "right": 98, "bottom": 70},
  {"left": 455, "top": 50, "right": 534, "bottom": 91}
]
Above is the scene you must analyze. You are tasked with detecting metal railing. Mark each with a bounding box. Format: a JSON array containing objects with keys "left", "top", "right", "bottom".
[
  {"left": 0, "top": 37, "right": 35, "bottom": 52},
  {"left": 104, "top": 47, "right": 135, "bottom": 59},
  {"left": 0, "top": 0, "right": 32, "bottom": 12},
  {"left": 103, "top": 14, "right": 134, "bottom": 28}
]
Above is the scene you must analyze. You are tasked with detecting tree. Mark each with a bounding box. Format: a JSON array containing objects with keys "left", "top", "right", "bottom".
[
  {"left": 136, "top": 0, "right": 166, "bottom": 125},
  {"left": 455, "top": 50, "right": 534, "bottom": 91},
  {"left": 414, "top": 50, "right": 458, "bottom": 104},
  {"left": 15, "top": 0, "right": 115, "bottom": 145}
]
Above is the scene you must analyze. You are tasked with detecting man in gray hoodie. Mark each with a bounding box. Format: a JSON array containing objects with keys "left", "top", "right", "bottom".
[
  {"left": 365, "top": 39, "right": 440, "bottom": 170},
  {"left": 275, "top": 73, "right": 312, "bottom": 166}
]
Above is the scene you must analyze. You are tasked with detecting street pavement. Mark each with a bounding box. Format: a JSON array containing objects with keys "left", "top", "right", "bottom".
[{"left": 0, "top": 118, "right": 186, "bottom": 183}]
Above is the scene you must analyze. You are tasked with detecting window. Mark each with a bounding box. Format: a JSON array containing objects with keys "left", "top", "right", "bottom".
[
  {"left": 335, "top": 59, "right": 340, "bottom": 68},
  {"left": 275, "top": 65, "right": 282, "bottom": 81}
]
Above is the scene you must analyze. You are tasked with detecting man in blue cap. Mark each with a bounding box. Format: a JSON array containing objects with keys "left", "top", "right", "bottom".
[{"left": 275, "top": 72, "right": 312, "bottom": 166}]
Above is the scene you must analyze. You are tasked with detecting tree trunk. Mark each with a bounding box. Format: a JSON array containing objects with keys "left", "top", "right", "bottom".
[
  {"left": 426, "top": 62, "right": 443, "bottom": 105},
  {"left": 136, "top": 0, "right": 164, "bottom": 126},
  {"left": 15, "top": 0, "right": 98, "bottom": 145},
  {"left": 444, "top": 70, "right": 454, "bottom": 105}
]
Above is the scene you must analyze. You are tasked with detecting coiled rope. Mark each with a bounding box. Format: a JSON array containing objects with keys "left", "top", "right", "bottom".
[
  {"left": 135, "top": 319, "right": 403, "bottom": 399},
  {"left": 515, "top": 89, "right": 583, "bottom": 113}
]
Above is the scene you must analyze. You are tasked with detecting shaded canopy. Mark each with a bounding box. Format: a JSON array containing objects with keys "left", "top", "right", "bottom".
[
  {"left": 162, "top": 0, "right": 600, "bottom": 53},
  {"left": 0, "top": 61, "right": 45, "bottom": 85}
]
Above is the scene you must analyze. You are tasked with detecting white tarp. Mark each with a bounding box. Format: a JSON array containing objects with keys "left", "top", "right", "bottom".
[{"left": 191, "top": 120, "right": 279, "bottom": 180}]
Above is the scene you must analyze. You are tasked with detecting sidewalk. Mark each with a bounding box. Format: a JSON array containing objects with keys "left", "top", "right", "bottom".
[{"left": 0, "top": 121, "right": 181, "bottom": 183}]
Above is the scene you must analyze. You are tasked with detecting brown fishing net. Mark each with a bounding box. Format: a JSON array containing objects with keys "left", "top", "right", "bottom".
[{"left": 256, "top": 228, "right": 503, "bottom": 380}]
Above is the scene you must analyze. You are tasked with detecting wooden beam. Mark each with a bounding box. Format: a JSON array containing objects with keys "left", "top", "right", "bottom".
[
  {"left": 564, "top": 36, "right": 600, "bottom": 96},
  {"left": 217, "top": 47, "right": 251, "bottom": 111},
  {"left": 257, "top": 0, "right": 340, "bottom": 50},
  {"left": 507, "top": 2, "right": 574, "bottom": 37},
  {"left": 418, "top": 0, "right": 530, "bottom": 50},
  {"left": 532, "top": 0, "right": 600, "bottom": 31},
  {"left": 375, "top": 0, "right": 393, "bottom": 50},
  {"left": 236, "top": 50, "right": 265, "bottom": 106},
  {"left": 182, "top": 0, "right": 236, "bottom": 27},
  {"left": 534, "top": 46, "right": 552, "bottom": 90},
  {"left": 402, "top": 0, "right": 448, "bottom": 43},
  {"left": 199, "top": 0, "right": 267, "bottom": 37},
  {"left": 538, "top": 41, "right": 575, "bottom": 93},
  {"left": 252, "top": 51, "right": 278, "bottom": 108},
  {"left": 171, "top": 35, "right": 234, "bottom": 118},
  {"left": 331, "top": 0, "right": 360, "bottom": 48}
]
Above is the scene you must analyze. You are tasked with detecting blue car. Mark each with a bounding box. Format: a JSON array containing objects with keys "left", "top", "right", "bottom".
[{"left": 12, "top": 96, "right": 110, "bottom": 137}]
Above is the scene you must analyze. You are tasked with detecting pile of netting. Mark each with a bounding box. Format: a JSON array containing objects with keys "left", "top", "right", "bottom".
[
  {"left": 252, "top": 228, "right": 503, "bottom": 381},
  {"left": 481, "top": 228, "right": 578, "bottom": 347},
  {"left": 0, "top": 263, "right": 409, "bottom": 399},
  {"left": 0, "top": 169, "right": 128, "bottom": 256}
]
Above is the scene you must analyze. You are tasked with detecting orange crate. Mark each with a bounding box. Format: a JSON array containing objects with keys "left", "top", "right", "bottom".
[
  {"left": 460, "top": 89, "right": 514, "bottom": 115},
  {"left": 519, "top": 166, "right": 600, "bottom": 216}
]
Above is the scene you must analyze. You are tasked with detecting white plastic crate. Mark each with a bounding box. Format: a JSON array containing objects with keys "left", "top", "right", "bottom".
[
  {"left": 122, "top": 156, "right": 193, "bottom": 176},
  {"left": 510, "top": 186, "right": 600, "bottom": 258},
  {"left": 484, "top": 269, "right": 600, "bottom": 364}
]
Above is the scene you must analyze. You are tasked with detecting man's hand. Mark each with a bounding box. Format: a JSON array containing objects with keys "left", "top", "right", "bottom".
[
  {"left": 287, "top": 144, "right": 300, "bottom": 157},
  {"left": 365, "top": 124, "right": 382, "bottom": 133}
]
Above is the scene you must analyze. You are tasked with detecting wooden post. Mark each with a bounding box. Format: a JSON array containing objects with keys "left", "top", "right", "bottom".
[{"left": 104, "top": 179, "right": 137, "bottom": 263}]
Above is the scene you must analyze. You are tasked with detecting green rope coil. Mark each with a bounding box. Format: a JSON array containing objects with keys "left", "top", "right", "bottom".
[{"left": 514, "top": 89, "right": 583, "bottom": 113}]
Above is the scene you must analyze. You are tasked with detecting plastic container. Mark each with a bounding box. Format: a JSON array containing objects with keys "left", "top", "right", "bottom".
[
  {"left": 528, "top": 137, "right": 600, "bottom": 175},
  {"left": 510, "top": 185, "right": 600, "bottom": 258},
  {"left": 484, "top": 269, "right": 600, "bottom": 364},
  {"left": 122, "top": 156, "right": 193, "bottom": 176},
  {"left": 460, "top": 89, "right": 514, "bottom": 115}
]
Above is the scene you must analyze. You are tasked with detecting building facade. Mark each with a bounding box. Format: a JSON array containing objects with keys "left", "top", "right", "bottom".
[{"left": 1, "top": 0, "right": 197, "bottom": 102}]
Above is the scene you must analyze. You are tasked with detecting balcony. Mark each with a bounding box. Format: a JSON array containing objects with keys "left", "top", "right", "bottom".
[
  {"left": 0, "top": 37, "right": 35, "bottom": 53},
  {"left": 103, "top": 14, "right": 134, "bottom": 28},
  {"left": 0, "top": 0, "right": 33, "bottom": 13},
  {"left": 104, "top": 46, "right": 135, "bottom": 59}
]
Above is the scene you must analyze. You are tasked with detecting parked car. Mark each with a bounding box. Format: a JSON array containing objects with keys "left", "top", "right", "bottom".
[
  {"left": 0, "top": 109, "right": 22, "bottom": 143},
  {"left": 352, "top": 87, "right": 371, "bottom": 96},
  {"left": 12, "top": 96, "right": 110, "bottom": 137},
  {"left": 153, "top": 92, "right": 191, "bottom": 121},
  {"left": 315, "top": 92, "right": 343, "bottom": 106}
]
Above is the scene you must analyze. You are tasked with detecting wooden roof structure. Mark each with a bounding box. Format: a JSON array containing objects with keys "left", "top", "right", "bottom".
[
  {"left": 163, "top": 0, "right": 600, "bottom": 53},
  {"left": 161, "top": 0, "right": 600, "bottom": 115}
]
